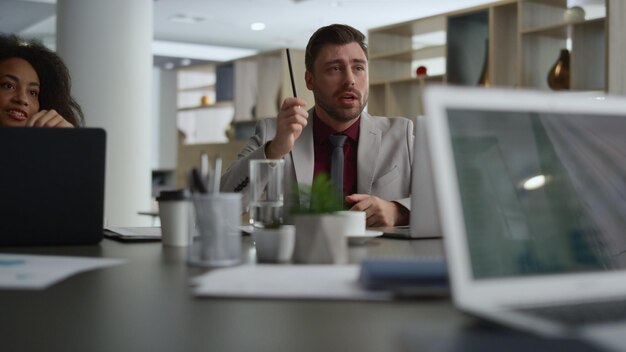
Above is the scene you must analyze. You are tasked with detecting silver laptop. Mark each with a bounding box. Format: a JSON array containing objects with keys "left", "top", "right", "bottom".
[
  {"left": 424, "top": 85, "right": 626, "bottom": 351},
  {"left": 377, "top": 115, "right": 442, "bottom": 239}
]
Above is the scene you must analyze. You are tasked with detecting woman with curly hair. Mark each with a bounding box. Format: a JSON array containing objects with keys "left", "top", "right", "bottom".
[{"left": 0, "top": 34, "right": 84, "bottom": 127}]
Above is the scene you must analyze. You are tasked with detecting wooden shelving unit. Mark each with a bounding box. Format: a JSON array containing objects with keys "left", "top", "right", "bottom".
[
  {"left": 176, "top": 64, "right": 235, "bottom": 144},
  {"left": 368, "top": 0, "right": 607, "bottom": 118},
  {"left": 233, "top": 49, "right": 314, "bottom": 121},
  {"left": 368, "top": 15, "right": 447, "bottom": 118}
]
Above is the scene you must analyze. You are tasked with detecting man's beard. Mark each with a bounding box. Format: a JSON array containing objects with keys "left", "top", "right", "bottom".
[{"left": 313, "top": 87, "right": 368, "bottom": 123}]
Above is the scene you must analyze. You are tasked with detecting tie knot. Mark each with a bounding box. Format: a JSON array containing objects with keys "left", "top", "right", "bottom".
[{"left": 329, "top": 134, "right": 347, "bottom": 148}]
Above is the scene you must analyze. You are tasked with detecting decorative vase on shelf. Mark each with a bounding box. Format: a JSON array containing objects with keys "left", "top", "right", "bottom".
[
  {"left": 547, "top": 49, "right": 570, "bottom": 90},
  {"left": 477, "top": 39, "right": 490, "bottom": 87},
  {"left": 416, "top": 65, "right": 427, "bottom": 77},
  {"left": 563, "top": 6, "right": 585, "bottom": 24}
]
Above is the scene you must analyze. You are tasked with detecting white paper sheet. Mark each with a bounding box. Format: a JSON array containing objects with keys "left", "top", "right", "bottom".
[
  {"left": 192, "top": 264, "right": 393, "bottom": 301},
  {"left": 0, "top": 254, "right": 125, "bottom": 290}
]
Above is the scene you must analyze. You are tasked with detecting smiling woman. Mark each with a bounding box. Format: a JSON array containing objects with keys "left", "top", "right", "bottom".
[{"left": 0, "top": 34, "right": 84, "bottom": 128}]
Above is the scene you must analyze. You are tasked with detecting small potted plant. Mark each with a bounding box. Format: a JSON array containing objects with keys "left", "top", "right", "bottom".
[{"left": 291, "top": 174, "right": 349, "bottom": 264}]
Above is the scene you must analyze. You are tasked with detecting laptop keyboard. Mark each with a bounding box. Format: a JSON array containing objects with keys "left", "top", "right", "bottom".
[{"left": 516, "top": 299, "right": 626, "bottom": 327}]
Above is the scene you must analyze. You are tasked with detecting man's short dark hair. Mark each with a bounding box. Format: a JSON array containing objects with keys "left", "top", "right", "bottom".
[{"left": 305, "top": 24, "right": 368, "bottom": 73}]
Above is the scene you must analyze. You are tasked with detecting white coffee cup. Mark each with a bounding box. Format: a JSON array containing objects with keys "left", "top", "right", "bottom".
[
  {"left": 157, "top": 190, "right": 193, "bottom": 247},
  {"left": 252, "top": 225, "right": 295, "bottom": 263},
  {"left": 334, "top": 211, "right": 366, "bottom": 236}
]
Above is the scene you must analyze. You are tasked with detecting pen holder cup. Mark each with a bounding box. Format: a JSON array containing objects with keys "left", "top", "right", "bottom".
[{"left": 188, "top": 193, "right": 242, "bottom": 268}]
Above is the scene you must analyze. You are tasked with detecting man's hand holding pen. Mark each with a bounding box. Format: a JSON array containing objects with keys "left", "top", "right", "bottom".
[{"left": 265, "top": 97, "right": 308, "bottom": 159}]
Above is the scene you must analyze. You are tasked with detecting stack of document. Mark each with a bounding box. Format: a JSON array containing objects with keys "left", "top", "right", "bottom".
[
  {"left": 191, "top": 258, "right": 449, "bottom": 301},
  {"left": 191, "top": 265, "right": 393, "bottom": 301}
]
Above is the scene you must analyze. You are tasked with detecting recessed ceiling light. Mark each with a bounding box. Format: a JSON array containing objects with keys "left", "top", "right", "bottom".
[
  {"left": 180, "top": 58, "right": 192, "bottom": 66},
  {"left": 164, "top": 62, "right": 175, "bottom": 70},
  {"left": 251, "top": 22, "right": 266, "bottom": 31},
  {"left": 153, "top": 41, "right": 258, "bottom": 62},
  {"left": 168, "top": 14, "right": 205, "bottom": 24}
]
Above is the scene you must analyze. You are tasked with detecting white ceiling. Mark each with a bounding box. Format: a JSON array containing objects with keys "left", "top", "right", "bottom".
[
  {"left": 1, "top": 0, "right": 603, "bottom": 65},
  {"left": 2, "top": 0, "right": 501, "bottom": 61}
]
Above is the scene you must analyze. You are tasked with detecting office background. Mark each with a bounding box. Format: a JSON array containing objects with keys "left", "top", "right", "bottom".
[{"left": 0, "top": 0, "right": 622, "bottom": 228}]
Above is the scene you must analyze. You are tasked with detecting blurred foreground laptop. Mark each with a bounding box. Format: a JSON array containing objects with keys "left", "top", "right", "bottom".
[
  {"left": 376, "top": 116, "right": 442, "bottom": 239},
  {"left": 0, "top": 127, "right": 106, "bottom": 246},
  {"left": 424, "top": 85, "right": 626, "bottom": 351}
]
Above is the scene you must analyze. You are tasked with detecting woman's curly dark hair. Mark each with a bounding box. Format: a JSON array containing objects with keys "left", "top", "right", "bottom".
[{"left": 0, "top": 34, "right": 84, "bottom": 127}]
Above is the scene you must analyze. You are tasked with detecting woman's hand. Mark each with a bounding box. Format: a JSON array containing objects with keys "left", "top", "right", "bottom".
[{"left": 26, "top": 109, "right": 74, "bottom": 128}]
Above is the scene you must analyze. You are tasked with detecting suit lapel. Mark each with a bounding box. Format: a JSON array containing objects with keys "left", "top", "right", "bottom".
[
  {"left": 291, "top": 109, "right": 314, "bottom": 188},
  {"left": 357, "top": 112, "right": 381, "bottom": 194}
]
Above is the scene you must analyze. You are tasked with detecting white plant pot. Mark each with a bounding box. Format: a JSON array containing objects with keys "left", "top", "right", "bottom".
[{"left": 292, "top": 214, "right": 348, "bottom": 264}]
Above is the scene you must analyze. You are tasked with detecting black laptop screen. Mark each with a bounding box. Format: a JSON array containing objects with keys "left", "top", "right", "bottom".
[{"left": 447, "top": 109, "right": 626, "bottom": 280}]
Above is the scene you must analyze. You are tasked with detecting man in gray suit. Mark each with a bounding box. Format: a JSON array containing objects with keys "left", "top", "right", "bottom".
[{"left": 221, "top": 24, "right": 413, "bottom": 227}]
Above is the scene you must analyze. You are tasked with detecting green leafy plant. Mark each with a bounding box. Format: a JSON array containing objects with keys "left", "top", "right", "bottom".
[{"left": 291, "top": 173, "right": 344, "bottom": 215}]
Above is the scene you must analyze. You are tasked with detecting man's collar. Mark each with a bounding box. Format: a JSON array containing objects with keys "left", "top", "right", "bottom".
[{"left": 312, "top": 109, "right": 360, "bottom": 144}]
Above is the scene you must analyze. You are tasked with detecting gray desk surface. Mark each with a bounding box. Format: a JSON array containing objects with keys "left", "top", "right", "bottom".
[{"left": 0, "top": 237, "right": 597, "bottom": 352}]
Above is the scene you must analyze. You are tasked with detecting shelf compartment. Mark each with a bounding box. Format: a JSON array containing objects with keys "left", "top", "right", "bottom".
[
  {"left": 520, "top": 34, "right": 566, "bottom": 89},
  {"left": 387, "top": 80, "right": 428, "bottom": 118},
  {"left": 490, "top": 2, "right": 519, "bottom": 87},
  {"left": 370, "top": 45, "right": 446, "bottom": 61},
  {"left": 367, "top": 84, "right": 387, "bottom": 116},
  {"left": 369, "top": 15, "right": 446, "bottom": 56},
  {"left": 571, "top": 18, "right": 606, "bottom": 90},
  {"left": 520, "top": 18, "right": 604, "bottom": 37},
  {"left": 447, "top": 10, "right": 489, "bottom": 86},
  {"left": 370, "top": 75, "right": 445, "bottom": 86},
  {"left": 177, "top": 101, "right": 234, "bottom": 112},
  {"left": 519, "top": 0, "right": 567, "bottom": 31}
]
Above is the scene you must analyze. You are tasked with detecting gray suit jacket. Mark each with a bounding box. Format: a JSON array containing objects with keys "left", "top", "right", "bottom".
[{"left": 221, "top": 110, "right": 414, "bottom": 218}]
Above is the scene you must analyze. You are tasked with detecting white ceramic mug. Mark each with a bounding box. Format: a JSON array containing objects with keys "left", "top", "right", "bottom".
[{"left": 334, "top": 210, "right": 366, "bottom": 236}]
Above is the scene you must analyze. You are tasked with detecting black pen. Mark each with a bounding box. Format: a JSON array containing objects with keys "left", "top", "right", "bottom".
[{"left": 286, "top": 48, "right": 297, "bottom": 98}]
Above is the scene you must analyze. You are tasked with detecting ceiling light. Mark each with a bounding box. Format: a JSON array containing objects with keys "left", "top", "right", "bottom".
[
  {"left": 180, "top": 58, "right": 192, "bottom": 66},
  {"left": 164, "top": 62, "right": 175, "bottom": 70},
  {"left": 152, "top": 40, "right": 258, "bottom": 62},
  {"left": 251, "top": 22, "right": 266, "bottom": 31},
  {"left": 330, "top": 1, "right": 341, "bottom": 7},
  {"left": 168, "top": 14, "right": 205, "bottom": 24}
]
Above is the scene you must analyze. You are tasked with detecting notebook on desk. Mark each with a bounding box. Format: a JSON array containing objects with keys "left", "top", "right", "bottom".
[
  {"left": 0, "top": 127, "right": 106, "bottom": 246},
  {"left": 423, "top": 85, "right": 626, "bottom": 350}
]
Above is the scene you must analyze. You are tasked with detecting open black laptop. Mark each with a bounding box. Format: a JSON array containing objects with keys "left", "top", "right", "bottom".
[{"left": 0, "top": 127, "right": 106, "bottom": 246}]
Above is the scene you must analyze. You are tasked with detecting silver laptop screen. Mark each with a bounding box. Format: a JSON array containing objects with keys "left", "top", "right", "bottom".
[{"left": 447, "top": 109, "right": 626, "bottom": 280}]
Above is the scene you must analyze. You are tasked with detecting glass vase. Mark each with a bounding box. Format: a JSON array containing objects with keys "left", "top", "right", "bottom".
[
  {"left": 477, "top": 39, "right": 490, "bottom": 87},
  {"left": 547, "top": 49, "right": 570, "bottom": 90}
]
